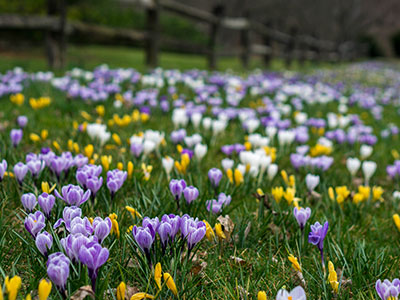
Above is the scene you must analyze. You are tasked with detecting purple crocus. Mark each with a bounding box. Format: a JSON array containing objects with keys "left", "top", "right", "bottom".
[
  {"left": 47, "top": 252, "right": 70, "bottom": 294},
  {"left": 78, "top": 241, "right": 110, "bottom": 290},
  {"left": 13, "top": 162, "right": 28, "bottom": 185},
  {"left": 17, "top": 115, "right": 28, "bottom": 128},
  {"left": 35, "top": 231, "right": 53, "bottom": 257},
  {"left": 24, "top": 211, "right": 46, "bottom": 238},
  {"left": 183, "top": 186, "right": 199, "bottom": 204},
  {"left": 169, "top": 179, "right": 186, "bottom": 208},
  {"left": 55, "top": 184, "right": 91, "bottom": 207},
  {"left": 92, "top": 217, "right": 112, "bottom": 243},
  {"left": 180, "top": 215, "right": 206, "bottom": 252},
  {"left": 161, "top": 214, "right": 181, "bottom": 240},
  {"left": 132, "top": 225, "right": 155, "bottom": 263},
  {"left": 308, "top": 221, "right": 329, "bottom": 266},
  {"left": 21, "top": 193, "right": 37, "bottom": 212},
  {"left": 54, "top": 206, "right": 82, "bottom": 231},
  {"left": 206, "top": 193, "right": 231, "bottom": 214},
  {"left": 61, "top": 233, "right": 95, "bottom": 263},
  {"left": 376, "top": 279, "right": 400, "bottom": 300},
  {"left": 106, "top": 169, "right": 127, "bottom": 198},
  {"left": 69, "top": 217, "right": 93, "bottom": 236},
  {"left": 130, "top": 142, "right": 143, "bottom": 157},
  {"left": 0, "top": 159, "right": 7, "bottom": 181},
  {"left": 86, "top": 176, "right": 103, "bottom": 198},
  {"left": 27, "top": 159, "right": 44, "bottom": 177},
  {"left": 50, "top": 156, "right": 67, "bottom": 179},
  {"left": 208, "top": 168, "right": 223, "bottom": 188},
  {"left": 38, "top": 192, "right": 56, "bottom": 219},
  {"left": 157, "top": 222, "right": 172, "bottom": 251},
  {"left": 10, "top": 128, "right": 23, "bottom": 147},
  {"left": 293, "top": 207, "right": 311, "bottom": 231}
]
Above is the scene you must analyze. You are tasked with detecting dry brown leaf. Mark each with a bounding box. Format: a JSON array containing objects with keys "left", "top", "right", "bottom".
[
  {"left": 217, "top": 215, "right": 234, "bottom": 240},
  {"left": 244, "top": 222, "right": 251, "bottom": 240},
  {"left": 70, "top": 285, "right": 95, "bottom": 300},
  {"left": 126, "top": 285, "right": 140, "bottom": 299}
]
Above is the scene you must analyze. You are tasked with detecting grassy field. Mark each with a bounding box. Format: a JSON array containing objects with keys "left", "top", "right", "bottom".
[
  {"left": 0, "top": 51, "right": 400, "bottom": 300},
  {"left": 0, "top": 45, "right": 335, "bottom": 73}
]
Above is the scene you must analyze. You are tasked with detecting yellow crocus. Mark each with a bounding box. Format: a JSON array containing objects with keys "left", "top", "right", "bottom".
[
  {"left": 352, "top": 193, "right": 364, "bottom": 204},
  {"left": 109, "top": 213, "right": 120, "bottom": 238},
  {"left": 226, "top": 169, "right": 233, "bottom": 184},
  {"left": 5, "top": 275, "right": 22, "bottom": 300},
  {"left": 126, "top": 206, "right": 142, "bottom": 219},
  {"left": 154, "top": 263, "right": 162, "bottom": 290},
  {"left": 130, "top": 292, "right": 155, "bottom": 300},
  {"left": 283, "top": 187, "right": 296, "bottom": 205},
  {"left": 141, "top": 113, "right": 150, "bottom": 122},
  {"left": 41, "top": 130, "right": 48, "bottom": 140},
  {"left": 116, "top": 282, "right": 126, "bottom": 300},
  {"left": 101, "top": 155, "right": 112, "bottom": 172},
  {"left": 112, "top": 133, "right": 122, "bottom": 146},
  {"left": 358, "top": 186, "right": 370, "bottom": 200},
  {"left": 80, "top": 111, "right": 92, "bottom": 121},
  {"left": 52, "top": 141, "right": 61, "bottom": 151},
  {"left": 271, "top": 187, "right": 284, "bottom": 203},
  {"left": 234, "top": 169, "right": 244, "bottom": 186},
  {"left": 30, "top": 133, "right": 41, "bottom": 142},
  {"left": 328, "top": 187, "right": 335, "bottom": 201},
  {"left": 117, "top": 162, "right": 124, "bottom": 170},
  {"left": 257, "top": 188, "right": 264, "bottom": 197},
  {"left": 10, "top": 93, "right": 25, "bottom": 106},
  {"left": 372, "top": 186, "right": 384, "bottom": 202},
  {"left": 41, "top": 182, "right": 56, "bottom": 194},
  {"left": 328, "top": 261, "right": 339, "bottom": 293},
  {"left": 335, "top": 186, "right": 350, "bottom": 204},
  {"left": 38, "top": 279, "right": 52, "bottom": 300},
  {"left": 257, "top": 291, "right": 267, "bottom": 300},
  {"left": 393, "top": 214, "right": 400, "bottom": 231},
  {"left": 215, "top": 223, "right": 226, "bottom": 240},
  {"left": 127, "top": 161, "right": 134, "bottom": 178},
  {"left": 84, "top": 144, "right": 94, "bottom": 158},
  {"left": 163, "top": 273, "right": 177, "bottom": 296},
  {"left": 288, "top": 254, "right": 301, "bottom": 272},
  {"left": 203, "top": 220, "right": 215, "bottom": 241},
  {"left": 244, "top": 141, "right": 252, "bottom": 150},
  {"left": 96, "top": 105, "right": 105, "bottom": 117},
  {"left": 281, "top": 170, "right": 288, "bottom": 184}
]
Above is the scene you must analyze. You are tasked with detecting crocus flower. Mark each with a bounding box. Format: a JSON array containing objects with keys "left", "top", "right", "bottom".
[
  {"left": 180, "top": 215, "right": 206, "bottom": 251},
  {"left": 376, "top": 279, "right": 400, "bottom": 300},
  {"left": 10, "top": 128, "right": 23, "bottom": 147},
  {"left": 38, "top": 279, "right": 52, "bottom": 300},
  {"left": 78, "top": 241, "right": 110, "bottom": 290},
  {"left": 305, "top": 174, "right": 319, "bottom": 192},
  {"left": 208, "top": 168, "right": 223, "bottom": 188},
  {"left": 47, "top": 252, "right": 70, "bottom": 294},
  {"left": 161, "top": 214, "right": 181, "bottom": 239},
  {"left": 27, "top": 159, "right": 44, "bottom": 177},
  {"left": 17, "top": 115, "right": 28, "bottom": 128},
  {"left": 0, "top": 159, "right": 7, "bottom": 181},
  {"left": 24, "top": 211, "right": 46, "bottom": 238},
  {"left": 55, "top": 184, "right": 91, "bottom": 207},
  {"left": 38, "top": 192, "right": 56, "bottom": 219},
  {"left": 362, "top": 160, "right": 377, "bottom": 183},
  {"left": 61, "top": 233, "right": 94, "bottom": 263},
  {"left": 308, "top": 221, "right": 329, "bottom": 266},
  {"left": 157, "top": 221, "right": 172, "bottom": 251},
  {"left": 106, "top": 169, "right": 127, "bottom": 198},
  {"left": 35, "top": 231, "right": 53, "bottom": 257},
  {"left": 69, "top": 217, "right": 93, "bottom": 236},
  {"left": 293, "top": 207, "right": 311, "bottom": 231},
  {"left": 4, "top": 275, "right": 22, "bottom": 300},
  {"left": 183, "top": 186, "right": 199, "bottom": 204},
  {"left": 13, "top": 162, "right": 28, "bottom": 185},
  {"left": 276, "top": 286, "right": 306, "bottom": 300},
  {"left": 169, "top": 179, "right": 186, "bottom": 203},
  {"left": 54, "top": 206, "right": 82, "bottom": 231},
  {"left": 21, "top": 193, "right": 37, "bottom": 212},
  {"left": 132, "top": 225, "right": 155, "bottom": 263},
  {"left": 92, "top": 217, "right": 112, "bottom": 243}
]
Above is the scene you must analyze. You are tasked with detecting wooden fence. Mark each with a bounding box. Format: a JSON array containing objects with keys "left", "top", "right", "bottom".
[{"left": 0, "top": 0, "right": 359, "bottom": 69}]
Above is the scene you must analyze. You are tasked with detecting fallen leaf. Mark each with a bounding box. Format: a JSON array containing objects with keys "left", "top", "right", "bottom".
[
  {"left": 70, "top": 286, "right": 94, "bottom": 300},
  {"left": 217, "top": 215, "right": 234, "bottom": 240}
]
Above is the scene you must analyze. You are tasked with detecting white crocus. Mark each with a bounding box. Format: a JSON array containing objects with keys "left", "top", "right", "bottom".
[
  {"left": 191, "top": 112, "right": 202, "bottom": 128},
  {"left": 362, "top": 160, "right": 377, "bottom": 182},
  {"left": 360, "top": 145, "right": 373, "bottom": 160},
  {"left": 221, "top": 158, "right": 234, "bottom": 171},
  {"left": 86, "top": 123, "right": 111, "bottom": 146},
  {"left": 143, "top": 140, "right": 156, "bottom": 155},
  {"left": 305, "top": 174, "right": 320, "bottom": 192},
  {"left": 202, "top": 117, "right": 212, "bottom": 130},
  {"left": 172, "top": 108, "right": 188, "bottom": 127},
  {"left": 346, "top": 157, "right": 361, "bottom": 176},
  {"left": 267, "top": 164, "right": 278, "bottom": 180},
  {"left": 194, "top": 144, "right": 207, "bottom": 161},
  {"left": 162, "top": 156, "right": 174, "bottom": 178},
  {"left": 278, "top": 130, "right": 295, "bottom": 147}
]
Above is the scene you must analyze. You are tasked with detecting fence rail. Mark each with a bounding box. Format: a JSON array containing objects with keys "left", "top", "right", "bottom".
[{"left": 0, "top": 0, "right": 360, "bottom": 69}]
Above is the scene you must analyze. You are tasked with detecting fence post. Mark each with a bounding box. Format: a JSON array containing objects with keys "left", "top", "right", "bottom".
[
  {"left": 145, "top": 0, "right": 160, "bottom": 68},
  {"left": 239, "top": 12, "right": 250, "bottom": 69},
  {"left": 58, "top": 0, "right": 67, "bottom": 68},
  {"left": 285, "top": 26, "right": 297, "bottom": 68},
  {"left": 46, "top": 0, "right": 58, "bottom": 69},
  {"left": 262, "top": 21, "right": 272, "bottom": 67},
  {"left": 207, "top": 4, "right": 224, "bottom": 70}
]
